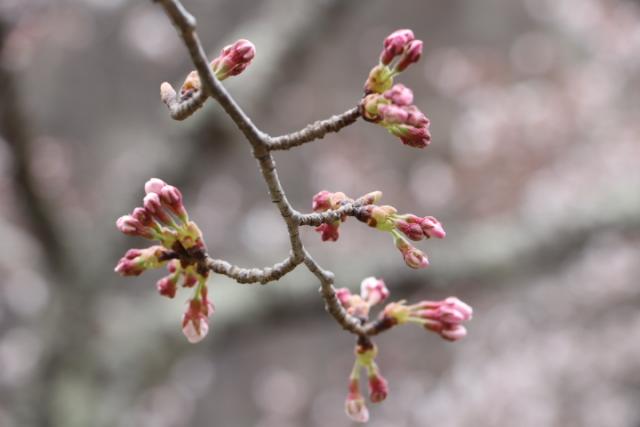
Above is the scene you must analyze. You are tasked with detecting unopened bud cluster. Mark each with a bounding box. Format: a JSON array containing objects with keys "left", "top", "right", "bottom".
[
  {"left": 382, "top": 297, "right": 473, "bottom": 341},
  {"left": 337, "top": 278, "right": 391, "bottom": 422},
  {"left": 312, "top": 190, "right": 445, "bottom": 269},
  {"left": 360, "top": 30, "right": 431, "bottom": 148},
  {"left": 338, "top": 277, "right": 472, "bottom": 422},
  {"left": 115, "top": 178, "right": 214, "bottom": 343},
  {"left": 161, "top": 39, "right": 256, "bottom": 103}
]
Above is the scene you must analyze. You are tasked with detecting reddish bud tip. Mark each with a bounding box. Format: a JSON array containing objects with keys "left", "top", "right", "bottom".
[
  {"left": 395, "top": 39, "right": 423, "bottom": 72},
  {"left": 368, "top": 373, "right": 389, "bottom": 403},
  {"left": 156, "top": 276, "right": 177, "bottom": 298}
]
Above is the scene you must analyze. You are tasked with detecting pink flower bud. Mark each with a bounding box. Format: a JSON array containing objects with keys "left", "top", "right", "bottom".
[
  {"left": 360, "top": 277, "right": 389, "bottom": 306},
  {"left": 345, "top": 378, "right": 369, "bottom": 423},
  {"left": 368, "top": 373, "right": 389, "bottom": 403},
  {"left": 114, "top": 246, "right": 171, "bottom": 276},
  {"left": 419, "top": 297, "right": 472, "bottom": 341},
  {"left": 420, "top": 216, "right": 446, "bottom": 239},
  {"left": 441, "top": 297, "right": 473, "bottom": 321},
  {"left": 379, "top": 104, "right": 410, "bottom": 124},
  {"left": 132, "top": 207, "right": 155, "bottom": 228},
  {"left": 389, "top": 124, "right": 431, "bottom": 148},
  {"left": 156, "top": 275, "right": 177, "bottom": 298},
  {"left": 395, "top": 39, "right": 423, "bottom": 72},
  {"left": 144, "top": 178, "right": 167, "bottom": 195},
  {"left": 381, "top": 29, "right": 415, "bottom": 65},
  {"left": 335, "top": 287, "right": 353, "bottom": 308},
  {"left": 404, "top": 105, "right": 430, "bottom": 127},
  {"left": 383, "top": 84, "right": 414, "bottom": 106},
  {"left": 183, "top": 273, "right": 198, "bottom": 288},
  {"left": 394, "top": 235, "right": 429, "bottom": 269},
  {"left": 160, "top": 185, "right": 188, "bottom": 221},
  {"left": 182, "top": 313, "right": 209, "bottom": 344},
  {"left": 114, "top": 258, "right": 145, "bottom": 276},
  {"left": 143, "top": 193, "right": 173, "bottom": 225},
  {"left": 116, "top": 215, "right": 154, "bottom": 239},
  {"left": 312, "top": 190, "right": 332, "bottom": 212},
  {"left": 211, "top": 39, "right": 256, "bottom": 80},
  {"left": 439, "top": 324, "right": 467, "bottom": 341},
  {"left": 181, "top": 296, "right": 215, "bottom": 344},
  {"left": 315, "top": 222, "right": 340, "bottom": 241},
  {"left": 167, "top": 259, "right": 179, "bottom": 273},
  {"left": 396, "top": 220, "right": 424, "bottom": 241}
]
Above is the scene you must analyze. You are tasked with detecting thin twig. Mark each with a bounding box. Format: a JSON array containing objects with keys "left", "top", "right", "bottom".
[
  {"left": 295, "top": 203, "right": 364, "bottom": 226},
  {"left": 267, "top": 107, "right": 361, "bottom": 151},
  {"left": 206, "top": 254, "right": 301, "bottom": 284}
]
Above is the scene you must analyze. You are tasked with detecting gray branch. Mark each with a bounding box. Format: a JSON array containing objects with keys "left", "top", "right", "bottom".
[
  {"left": 156, "top": 0, "right": 369, "bottom": 336},
  {"left": 206, "top": 254, "right": 301, "bottom": 284},
  {"left": 267, "top": 107, "right": 360, "bottom": 151}
]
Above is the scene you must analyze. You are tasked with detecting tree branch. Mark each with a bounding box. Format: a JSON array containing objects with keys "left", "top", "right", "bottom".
[
  {"left": 267, "top": 107, "right": 361, "bottom": 151},
  {"left": 206, "top": 254, "right": 301, "bottom": 284},
  {"left": 295, "top": 203, "right": 365, "bottom": 226},
  {"left": 156, "top": 0, "right": 370, "bottom": 337}
]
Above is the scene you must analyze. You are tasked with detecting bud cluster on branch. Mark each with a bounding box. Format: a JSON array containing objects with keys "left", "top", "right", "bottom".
[{"left": 115, "top": 1, "right": 473, "bottom": 422}]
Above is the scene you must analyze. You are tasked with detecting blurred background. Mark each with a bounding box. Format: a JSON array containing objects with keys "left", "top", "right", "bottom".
[{"left": 1, "top": 0, "right": 640, "bottom": 426}]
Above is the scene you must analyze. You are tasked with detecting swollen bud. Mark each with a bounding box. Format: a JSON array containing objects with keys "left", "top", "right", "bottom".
[{"left": 211, "top": 39, "right": 256, "bottom": 80}]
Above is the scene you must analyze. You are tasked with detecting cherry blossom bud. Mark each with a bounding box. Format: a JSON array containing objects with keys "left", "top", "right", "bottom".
[
  {"left": 335, "top": 287, "right": 353, "bottom": 308},
  {"left": 131, "top": 207, "right": 155, "bottom": 228},
  {"left": 439, "top": 324, "right": 468, "bottom": 341},
  {"left": 160, "top": 185, "right": 188, "bottom": 221},
  {"left": 143, "top": 193, "right": 173, "bottom": 225},
  {"left": 315, "top": 222, "right": 340, "bottom": 242},
  {"left": 114, "top": 246, "right": 171, "bottom": 276},
  {"left": 394, "top": 234, "right": 429, "bottom": 269},
  {"left": 181, "top": 293, "right": 215, "bottom": 344},
  {"left": 395, "top": 39, "right": 423, "bottom": 72},
  {"left": 381, "top": 29, "right": 415, "bottom": 65},
  {"left": 211, "top": 39, "right": 256, "bottom": 81},
  {"left": 364, "top": 64, "right": 394, "bottom": 94},
  {"left": 345, "top": 378, "right": 369, "bottom": 423},
  {"left": 312, "top": 190, "right": 332, "bottom": 212},
  {"left": 360, "top": 277, "right": 389, "bottom": 306},
  {"left": 395, "top": 220, "right": 424, "bottom": 241},
  {"left": 114, "top": 258, "right": 145, "bottom": 276},
  {"left": 183, "top": 273, "right": 198, "bottom": 288},
  {"left": 383, "top": 84, "right": 414, "bottom": 106},
  {"left": 379, "top": 103, "right": 410, "bottom": 124},
  {"left": 156, "top": 275, "right": 177, "bottom": 298},
  {"left": 404, "top": 105, "right": 430, "bottom": 127},
  {"left": 116, "top": 215, "right": 154, "bottom": 239},
  {"left": 389, "top": 124, "right": 431, "bottom": 148},
  {"left": 420, "top": 216, "right": 446, "bottom": 239},
  {"left": 368, "top": 372, "right": 389, "bottom": 403},
  {"left": 145, "top": 178, "right": 167, "bottom": 195},
  {"left": 419, "top": 297, "right": 472, "bottom": 341}
]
